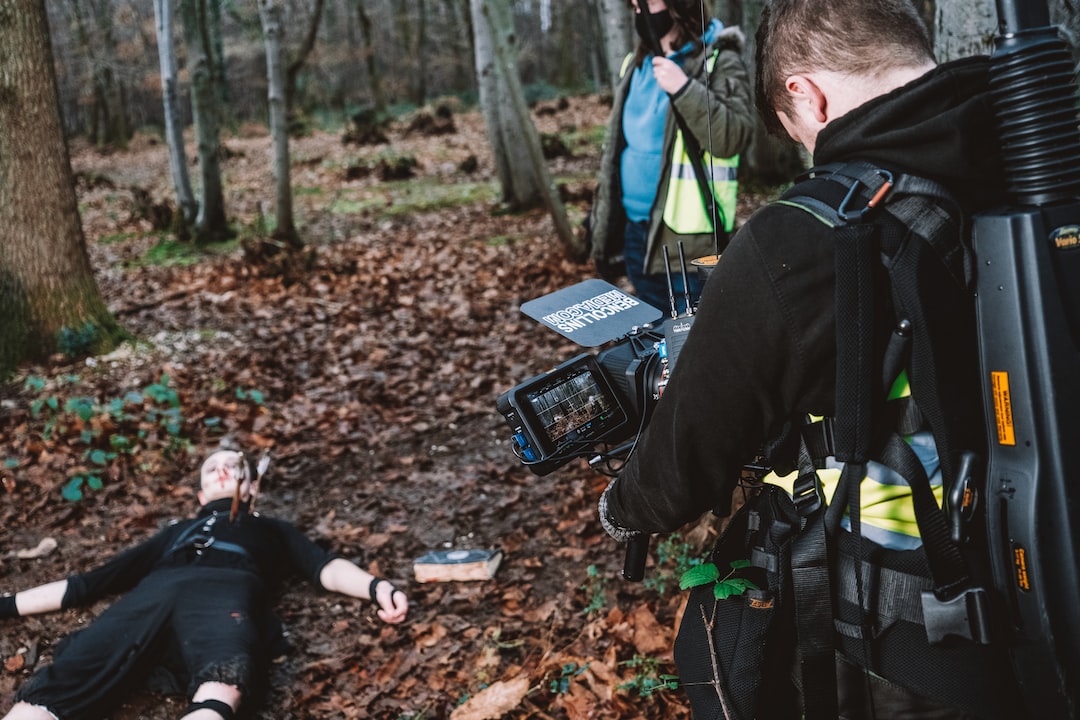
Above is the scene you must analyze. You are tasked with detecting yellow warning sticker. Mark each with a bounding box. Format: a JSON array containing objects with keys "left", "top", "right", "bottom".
[
  {"left": 1013, "top": 544, "right": 1031, "bottom": 591},
  {"left": 991, "top": 371, "right": 1016, "bottom": 446}
]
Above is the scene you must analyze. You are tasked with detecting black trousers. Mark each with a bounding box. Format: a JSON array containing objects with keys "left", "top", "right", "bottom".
[{"left": 16, "top": 566, "right": 265, "bottom": 720}]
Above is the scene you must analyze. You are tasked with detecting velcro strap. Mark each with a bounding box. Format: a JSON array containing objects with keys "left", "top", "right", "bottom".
[
  {"left": 184, "top": 699, "right": 235, "bottom": 720},
  {"left": 835, "top": 552, "right": 931, "bottom": 627}
]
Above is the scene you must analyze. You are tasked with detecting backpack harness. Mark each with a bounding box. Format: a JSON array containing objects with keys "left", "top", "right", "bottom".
[
  {"left": 783, "top": 161, "right": 992, "bottom": 717},
  {"left": 674, "top": 160, "right": 1021, "bottom": 719}
]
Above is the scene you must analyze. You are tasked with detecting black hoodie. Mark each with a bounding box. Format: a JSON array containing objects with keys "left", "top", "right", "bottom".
[{"left": 606, "top": 57, "right": 1005, "bottom": 533}]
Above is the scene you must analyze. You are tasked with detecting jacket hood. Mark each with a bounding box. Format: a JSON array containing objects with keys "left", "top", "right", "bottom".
[{"left": 814, "top": 56, "right": 1005, "bottom": 211}]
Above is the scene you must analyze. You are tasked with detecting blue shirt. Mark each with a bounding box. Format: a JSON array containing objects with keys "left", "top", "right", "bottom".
[{"left": 620, "top": 18, "right": 723, "bottom": 223}]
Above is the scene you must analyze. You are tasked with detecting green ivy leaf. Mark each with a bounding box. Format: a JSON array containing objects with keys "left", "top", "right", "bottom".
[
  {"left": 730, "top": 559, "right": 752, "bottom": 570},
  {"left": 89, "top": 449, "right": 108, "bottom": 466},
  {"left": 62, "top": 477, "right": 85, "bottom": 502},
  {"left": 86, "top": 474, "right": 104, "bottom": 490},
  {"left": 679, "top": 562, "right": 720, "bottom": 590}
]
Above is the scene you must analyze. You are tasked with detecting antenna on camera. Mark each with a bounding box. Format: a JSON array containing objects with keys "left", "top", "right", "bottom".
[
  {"left": 677, "top": 240, "right": 695, "bottom": 315},
  {"left": 662, "top": 246, "right": 679, "bottom": 318}
]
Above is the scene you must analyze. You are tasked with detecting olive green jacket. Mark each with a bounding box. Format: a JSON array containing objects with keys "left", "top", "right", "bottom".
[{"left": 588, "top": 26, "right": 755, "bottom": 276}]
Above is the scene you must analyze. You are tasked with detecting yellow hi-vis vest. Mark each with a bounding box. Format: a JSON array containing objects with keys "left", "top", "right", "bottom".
[
  {"left": 764, "top": 371, "right": 943, "bottom": 549},
  {"left": 621, "top": 51, "right": 739, "bottom": 235},
  {"left": 663, "top": 131, "right": 738, "bottom": 233}
]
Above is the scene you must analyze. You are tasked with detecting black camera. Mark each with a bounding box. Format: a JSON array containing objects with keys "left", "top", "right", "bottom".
[{"left": 497, "top": 280, "right": 677, "bottom": 476}]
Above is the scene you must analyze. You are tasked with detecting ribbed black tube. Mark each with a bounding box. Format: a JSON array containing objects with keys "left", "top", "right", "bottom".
[{"left": 989, "top": 28, "right": 1080, "bottom": 206}]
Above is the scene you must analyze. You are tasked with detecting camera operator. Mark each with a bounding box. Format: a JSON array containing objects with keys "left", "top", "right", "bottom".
[
  {"left": 0, "top": 449, "right": 408, "bottom": 720},
  {"left": 598, "top": 0, "right": 1019, "bottom": 716},
  {"left": 588, "top": 0, "right": 754, "bottom": 312}
]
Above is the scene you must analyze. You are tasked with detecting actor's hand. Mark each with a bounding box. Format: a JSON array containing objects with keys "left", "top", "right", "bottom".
[
  {"left": 372, "top": 580, "right": 408, "bottom": 624},
  {"left": 652, "top": 56, "right": 689, "bottom": 95},
  {"left": 598, "top": 479, "right": 643, "bottom": 543}
]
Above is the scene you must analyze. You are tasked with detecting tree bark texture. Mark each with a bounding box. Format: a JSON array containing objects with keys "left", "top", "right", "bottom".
[
  {"left": 473, "top": 0, "right": 579, "bottom": 256},
  {"left": 0, "top": 0, "right": 121, "bottom": 375},
  {"left": 285, "top": 0, "right": 326, "bottom": 114},
  {"left": 180, "top": 0, "right": 230, "bottom": 240},
  {"left": 935, "top": 0, "right": 995, "bottom": 61},
  {"left": 595, "top": 0, "right": 633, "bottom": 90},
  {"left": 258, "top": 0, "right": 300, "bottom": 246},
  {"left": 355, "top": 1, "right": 386, "bottom": 112},
  {"left": 153, "top": 0, "right": 198, "bottom": 227},
  {"left": 66, "top": 0, "right": 130, "bottom": 148}
]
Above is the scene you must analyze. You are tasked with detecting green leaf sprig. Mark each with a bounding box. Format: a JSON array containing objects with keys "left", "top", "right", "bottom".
[{"left": 679, "top": 559, "right": 760, "bottom": 600}]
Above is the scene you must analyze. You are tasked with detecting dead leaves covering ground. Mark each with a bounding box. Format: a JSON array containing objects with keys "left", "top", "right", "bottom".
[{"left": 0, "top": 96, "right": 762, "bottom": 719}]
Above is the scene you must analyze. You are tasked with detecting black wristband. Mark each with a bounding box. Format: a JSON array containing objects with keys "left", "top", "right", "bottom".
[
  {"left": 368, "top": 577, "right": 386, "bottom": 605},
  {"left": 1, "top": 595, "right": 18, "bottom": 620}
]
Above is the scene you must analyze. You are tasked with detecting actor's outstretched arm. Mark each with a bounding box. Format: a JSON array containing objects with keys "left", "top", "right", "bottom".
[{"left": 318, "top": 558, "right": 408, "bottom": 624}]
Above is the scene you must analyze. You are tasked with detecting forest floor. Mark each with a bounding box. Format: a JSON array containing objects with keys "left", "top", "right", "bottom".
[{"left": 0, "top": 95, "right": 773, "bottom": 719}]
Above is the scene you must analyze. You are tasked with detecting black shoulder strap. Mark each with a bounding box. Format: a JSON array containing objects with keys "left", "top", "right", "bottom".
[{"left": 784, "top": 161, "right": 991, "bottom": 638}]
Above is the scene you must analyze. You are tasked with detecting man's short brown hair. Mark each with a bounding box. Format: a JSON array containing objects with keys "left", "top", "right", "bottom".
[{"left": 754, "top": 0, "right": 934, "bottom": 136}]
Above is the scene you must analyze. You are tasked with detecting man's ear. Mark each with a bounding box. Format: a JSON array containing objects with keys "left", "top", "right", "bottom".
[{"left": 785, "top": 73, "right": 828, "bottom": 124}]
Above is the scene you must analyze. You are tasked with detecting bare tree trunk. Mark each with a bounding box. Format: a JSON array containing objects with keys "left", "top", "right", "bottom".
[
  {"left": 594, "top": 0, "right": 633, "bottom": 90},
  {"left": 355, "top": 1, "right": 386, "bottom": 112},
  {"left": 66, "top": 0, "right": 130, "bottom": 147},
  {"left": 0, "top": 0, "right": 123, "bottom": 376},
  {"left": 285, "top": 0, "right": 327, "bottom": 115},
  {"left": 258, "top": 0, "right": 300, "bottom": 247},
  {"left": 416, "top": 0, "right": 428, "bottom": 106},
  {"left": 207, "top": 0, "right": 232, "bottom": 128},
  {"left": 179, "top": 0, "right": 230, "bottom": 241},
  {"left": 935, "top": 0, "right": 996, "bottom": 61},
  {"left": 153, "top": 0, "right": 197, "bottom": 230},
  {"left": 473, "top": 0, "right": 579, "bottom": 256}
]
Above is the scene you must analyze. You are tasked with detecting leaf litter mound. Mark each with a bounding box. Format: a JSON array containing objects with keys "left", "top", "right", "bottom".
[{"left": 0, "top": 96, "right": 759, "bottom": 719}]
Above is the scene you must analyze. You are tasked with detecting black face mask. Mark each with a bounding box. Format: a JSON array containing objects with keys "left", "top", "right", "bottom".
[{"left": 634, "top": 6, "right": 675, "bottom": 53}]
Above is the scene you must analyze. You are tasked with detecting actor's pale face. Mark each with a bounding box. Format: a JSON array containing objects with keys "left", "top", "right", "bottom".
[{"left": 198, "top": 450, "right": 252, "bottom": 504}]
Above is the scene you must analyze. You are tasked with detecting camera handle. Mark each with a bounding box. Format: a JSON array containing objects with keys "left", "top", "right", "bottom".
[{"left": 622, "top": 533, "right": 650, "bottom": 581}]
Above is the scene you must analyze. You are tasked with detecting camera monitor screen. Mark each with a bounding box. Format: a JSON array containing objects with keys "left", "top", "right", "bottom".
[{"left": 521, "top": 356, "right": 627, "bottom": 454}]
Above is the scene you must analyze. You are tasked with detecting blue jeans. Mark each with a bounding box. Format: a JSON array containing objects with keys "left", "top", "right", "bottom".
[{"left": 623, "top": 220, "right": 702, "bottom": 315}]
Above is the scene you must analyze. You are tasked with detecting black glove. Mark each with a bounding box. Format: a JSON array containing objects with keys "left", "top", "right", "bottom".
[{"left": 1, "top": 595, "right": 18, "bottom": 620}]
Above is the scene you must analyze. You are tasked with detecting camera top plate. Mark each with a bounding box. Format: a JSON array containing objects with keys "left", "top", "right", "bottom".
[{"left": 520, "top": 279, "right": 664, "bottom": 347}]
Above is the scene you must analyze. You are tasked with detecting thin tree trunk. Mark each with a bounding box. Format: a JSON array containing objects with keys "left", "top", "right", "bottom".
[
  {"left": 179, "top": 0, "right": 230, "bottom": 241},
  {"left": 416, "top": 0, "right": 428, "bottom": 106},
  {"left": 208, "top": 0, "right": 232, "bottom": 127},
  {"left": 475, "top": 0, "right": 579, "bottom": 256},
  {"left": 0, "top": 0, "right": 122, "bottom": 375},
  {"left": 153, "top": 0, "right": 198, "bottom": 229},
  {"left": 355, "top": 1, "right": 385, "bottom": 112},
  {"left": 258, "top": 0, "right": 300, "bottom": 247},
  {"left": 66, "top": 0, "right": 129, "bottom": 147},
  {"left": 285, "top": 0, "right": 326, "bottom": 115},
  {"left": 595, "top": 0, "right": 633, "bottom": 90}
]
